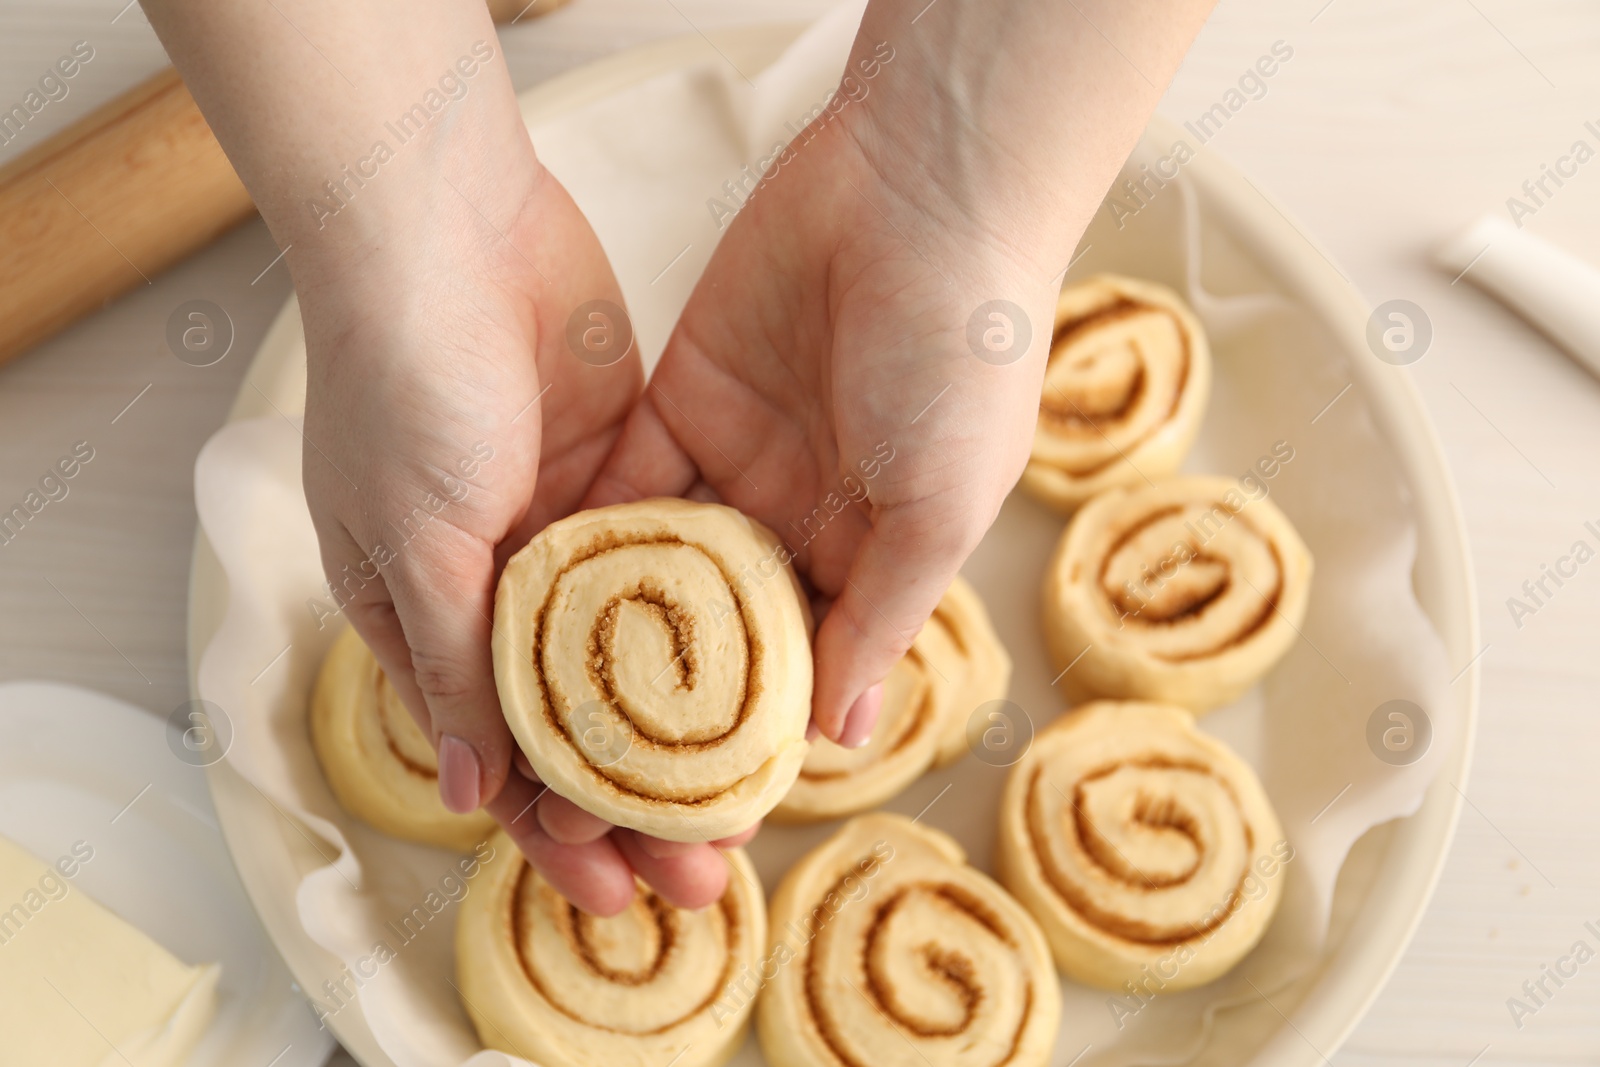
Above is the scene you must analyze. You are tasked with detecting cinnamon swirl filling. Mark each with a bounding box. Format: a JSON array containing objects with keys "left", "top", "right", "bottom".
[
  {"left": 1043, "top": 476, "right": 1312, "bottom": 712},
  {"left": 759, "top": 814, "right": 1060, "bottom": 1067},
  {"left": 494, "top": 499, "right": 813, "bottom": 841},
  {"left": 998, "top": 702, "right": 1288, "bottom": 992},
  {"left": 457, "top": 830, "right": 766, "bottom": 1067},
  {"left": 1022, "top": 275, "right": 1212, "bottom": 513}
]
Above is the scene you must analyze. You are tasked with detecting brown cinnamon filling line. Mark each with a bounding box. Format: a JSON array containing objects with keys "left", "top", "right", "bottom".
[
  {"left": 570, "top": 896, "right": 676, "bottom": 986},
  {"left": 507, "top": 860, "right": 741, "bottom": 1035},
  {"left": 529, "top": 532, "right": 765, "bottom": 805},
  {"left": 1025, "top": 762, "right": 1253, "bottom": 946},
  {"left": 803, "top": 874, "right": 1034, "bottom": 1067},
  {"left": 586, "top": 581, "right": 751, "bottom": 750},
  {"left": 371, "top": 669, "right": 438, "bottom": 780},
  {"left": 1037, "top": 297, "right": 1193, "bottom": 477},
  {"left": 1093, "top": 504, "right": 1284, "bottom": 662},
  {"left": 594, "top": 582, "right": 698, "bottom": 699}
]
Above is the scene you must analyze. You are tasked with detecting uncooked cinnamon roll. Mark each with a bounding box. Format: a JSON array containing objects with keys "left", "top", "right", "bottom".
[
  {"left": 998, "top": 701, "right": 1290, "bottom": 991},
  {"left": 773, "top": 577, "right": 1010, "bottom": 821},
  {"left": 310, "top": 626, "right": 495, "bottom": 850},
  {"left": 758, "top": 813, "right": 1060, "bottom": 1067},
  {"left": 456, "top": 830, "right": 765, "bottom": 1067},
  {"left": 493, "top": 499, "right": 813, "bottom": 842},
  {"left": 1020, "top": 274, "right": 1211, "bottom": 513},
  {"left": 1042, "top": 475, "right": 1313, "bottom": 711}
]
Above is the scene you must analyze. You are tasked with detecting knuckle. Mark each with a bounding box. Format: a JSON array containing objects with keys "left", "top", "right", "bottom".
[
  {"left": 408, "top": 649, "right": 480, "bottom": 708},
  {"left": 838, "top": 594, "right": 915, "bottom": 661},
  {"left": 880, "top": 625, "right": 917, "bottom": 661}
]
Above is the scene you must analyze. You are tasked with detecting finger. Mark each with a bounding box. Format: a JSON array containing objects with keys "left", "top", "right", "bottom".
[
  {"left": 614, "top": 830, "right": 729, "bottom": 910},
  {"left": 810, "top": 514, "right": 974, "bottom": 743},
  {"left": 786, "top": 499, "right": 874, "bottom": 599},
  {"left": 383, "top": 521, "right": 514, "bottom": 814},
  {"left": 809, "top": 591, "right": 834, "bottom": 624},
  {"left": 634, "top": 835, "right": 704, "bottom": 860},
  {"left": 837, "top": 683, "right": 885, "bottom": 749},
  {"left": 711, "top": 822, "right": 761, "bottom": 849},
  {"left": 580, "top": 390, "right": 699, "bottom": 509},
  {"left": 513, "top": 749, "right": 538, "bottom": 781},
  {"left": 536, "top": 792, "right": 614, "bottom": 845},
  {"left": 488, "top": 775, "right": 636, "bottom": 917},
  {"left": 683, "top": 479, "right": 722, "bottom": 505},
  {"left": 497, "top": 388, "right": 634, "bottom": 565},
  {"left": 510, "top": 826, "right": 637, "bottom": 917},
  {"left": 312, "top": 518, "right": 435, "bottom": 732}
]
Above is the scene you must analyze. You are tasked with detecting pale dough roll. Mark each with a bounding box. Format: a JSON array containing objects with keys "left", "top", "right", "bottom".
[
  {"left": 1042, "top": 475, "right": 1313, "bottom": 711},
  {"left": 456, "top": 830, "right": 765, "bottom": 1067},
  {"left": 494, "top": 499, "right": 812, "bottom": 841},
  {"left": 1020, "top": 274, "right": 1212, "bottom": 513},
  {"left": 773, "top": 576, "right": 1010, "bottom": 821},
  {"left": 310, "top": 626, "right": 495, "bottom": 850},
  {"left": 758, "top": 813, "right": 1060, "bottom": 1067},
  {"left": 998, "top": 701, "right": 1290, "bottom": 991}
]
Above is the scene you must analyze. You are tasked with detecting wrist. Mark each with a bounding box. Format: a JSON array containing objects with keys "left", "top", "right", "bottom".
[
  {"left": 843, "top": 0, "right": 1210, "bottom": 276},
  {"left": 285, "top": 137, "right": 546, "bottom": 343},
  {"left": 259, "top": 40, "right": 540, "bottom": 287},
  {"left": 838, "top": 41, "right": 1075, "bottom": 278}
]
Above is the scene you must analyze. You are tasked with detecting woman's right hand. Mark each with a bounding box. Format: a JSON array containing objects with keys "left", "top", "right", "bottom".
[{"left": 293, "top": 118, "right": 742, "bottom": 917}]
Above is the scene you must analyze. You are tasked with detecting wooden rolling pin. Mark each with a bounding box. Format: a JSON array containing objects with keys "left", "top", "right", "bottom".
[{"left": 0, "top": 0, "right": 565, "bottom": 368}]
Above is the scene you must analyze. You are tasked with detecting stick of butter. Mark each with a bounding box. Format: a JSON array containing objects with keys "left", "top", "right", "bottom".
[{"left": 0, "top": 834, "right": 220, "bottom": 1067}]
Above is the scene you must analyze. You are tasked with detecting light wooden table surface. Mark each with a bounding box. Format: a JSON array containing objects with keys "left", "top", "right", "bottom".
[{"left": 2, "top": 1, "right": 1597, "bottom": 1064}]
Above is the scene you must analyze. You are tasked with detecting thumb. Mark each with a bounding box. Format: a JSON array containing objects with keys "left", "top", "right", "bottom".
[
  {"left": 810, "top": 508, "right": 977, "bottom": 746},
  {"left": 380, "top": 521, "right": 514, "bottom": 814}
]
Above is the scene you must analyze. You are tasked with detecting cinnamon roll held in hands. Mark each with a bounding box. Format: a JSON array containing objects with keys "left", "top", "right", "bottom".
[
  {"left": 1043, "top": 476, "right": 1313, "bottom": 711},
  {"left": 758, "top": 813, "right": 1060, "bottom": 1067},
  {"left": 310, "top": 627, "right": 496, "bottom": 850},
  {"left": 456, "top": 830, "right": 765, "bottom": 1067},
  {"left": 1020, "top": 275, "right": 1212, "bottom": 513},
  {"left": 998, "top": 701, "right": 1290, "bottom": 991},
  {"left": 493, "top": 499, "right": 813, "bottom": 842},
  {"left": 772, "top": 576, "right": 1011, "bottom": 821}
]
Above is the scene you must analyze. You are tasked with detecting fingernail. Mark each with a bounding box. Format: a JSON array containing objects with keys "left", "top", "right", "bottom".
[
  {"left": 838, "top": 684, "right": 884, "bottom": 749},
  {"left": 514, "top": 749, "right": 537, "bottom": 781},
  {"left": 637, "top": 833, "right": 700, "bottom": 860},
  {"left": 438, "top": 734, "right": 482, "bottom": 813},
  {"left": 805, "top": 720, "right": 821, "bottom": 742}
]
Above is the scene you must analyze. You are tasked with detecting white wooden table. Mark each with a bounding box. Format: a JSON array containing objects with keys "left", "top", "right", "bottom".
[{"left": 2, "top": 1, "right": 1597, "bottom": 1063}]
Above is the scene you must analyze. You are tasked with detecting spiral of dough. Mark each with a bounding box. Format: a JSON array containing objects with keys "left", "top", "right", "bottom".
[
  {"left": 309, "top": 626, "right": 495, "bottom": 850},
  {"left": 1042, "top": 475, "right": 1313, "bottom": 711},
  {"left": 774, "top": 577, "right": 1011, "bottom": 821},
  {"left": 493, "top": 499, "right": 812, "bottom": 841},
  {"left": 998, "top": 701, "right": 1289, "bottom": 991},
  {"left": 758, "top": 813, "right": 1060, "bottom": 1067},
  {"left": 1020, "top": 274, "right": 1212, "bottom": 513},
  {"left": 455, "top": 830, "right": 765, "bottom": 1067}
]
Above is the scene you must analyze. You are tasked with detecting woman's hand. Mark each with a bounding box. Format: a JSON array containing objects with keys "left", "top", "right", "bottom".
[
  {"left": 139, "top": 0, "right": 756, "bottom": 914},
  {"left": 586, "top": 0, "right": 1212, "bottom": 745},
  {"left": 296, "top": 152, "right": 760, "bottom": 915},
  {"left": 582, "top": 77, "right": 1056, "bottom": 751},
  {"left": 583, "top": 94, "right": 1059, "bottom": 747}
]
